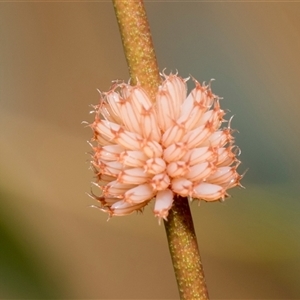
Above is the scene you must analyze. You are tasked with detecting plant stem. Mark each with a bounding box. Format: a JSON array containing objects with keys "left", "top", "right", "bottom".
[
  {"left": 112, "top": 1, "right": 209, "bottom": 299},
  {"left": 164, "top": 196, "right": 209, "bottom": 300},
  {"left": 112, "top": 0, "right": 161, "bottom": 101}
]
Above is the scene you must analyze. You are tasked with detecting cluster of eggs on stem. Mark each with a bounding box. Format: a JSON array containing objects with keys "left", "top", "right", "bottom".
[{"left": 89, "top": 72, "right": 243, "bottom": 222}]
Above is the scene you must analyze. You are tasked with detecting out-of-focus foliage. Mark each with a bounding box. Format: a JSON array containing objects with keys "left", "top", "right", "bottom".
[{"left": 0, "top": 188, "right": 63, "bottom": 299}]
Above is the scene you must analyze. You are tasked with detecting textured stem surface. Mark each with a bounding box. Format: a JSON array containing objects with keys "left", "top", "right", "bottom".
[
  {"left": 112, "top": 1, "right": 209, "bottom": 299},
  {"left": 164, "top": 196, "right": 209, "bottom": 300},
  {"left": 112, "top": 0, "right": 161, "bottom": 101}
]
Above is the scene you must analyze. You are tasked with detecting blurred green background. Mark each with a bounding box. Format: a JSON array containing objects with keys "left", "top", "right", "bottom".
[{"left": 1, "top": 1, "right": 300, "bottom": 299}]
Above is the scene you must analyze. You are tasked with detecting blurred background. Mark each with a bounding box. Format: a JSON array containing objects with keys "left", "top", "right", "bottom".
[{"left": 1, "top": 1, "right": 300, "bottom": 299}]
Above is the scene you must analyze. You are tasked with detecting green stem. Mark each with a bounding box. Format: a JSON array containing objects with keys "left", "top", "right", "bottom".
[{"left": 112, "top": 1, "right": 209, "bottom": 299}]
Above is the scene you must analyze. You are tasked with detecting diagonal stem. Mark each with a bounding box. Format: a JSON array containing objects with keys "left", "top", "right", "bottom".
[
  {"left": 164, "top": 196, "right": 209, "bottom": 300},
  {"left": 112, "top": 1, "right": 209, "bottom": 299},
  {"left": 112, "top": 0, "right": 161, "bottom": 101}
]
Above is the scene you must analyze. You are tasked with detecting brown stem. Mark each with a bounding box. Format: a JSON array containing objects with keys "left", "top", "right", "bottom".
[
  {"left": 112, "top": 0, "right": 161, "bottom": 101},
  {"left": 164, "top": 196, "right": 209, "bottom": 300},
  {"left": 112, "top": 1, "right": 209, "bottom": 299}
]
